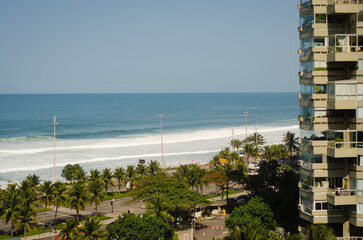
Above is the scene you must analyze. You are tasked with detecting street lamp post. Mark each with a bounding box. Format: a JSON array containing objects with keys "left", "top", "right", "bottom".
[
  {"left": 158, "top": 114, "right": 165, "bottom": 168},
  {"left": 51, "top": 116, "right": 58, "bottom": 184},
  {"left": 191, "top": 218, "right": 196, "bottom": 240},
  {"left": 243, "top": 112, "right": 248, "bottom": 146}
]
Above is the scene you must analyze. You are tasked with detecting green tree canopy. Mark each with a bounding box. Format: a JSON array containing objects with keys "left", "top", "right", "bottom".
[
  {"left": 225, "top": 197, "right": 277, "bottom": 231},
  {"left": 134, "top": 173, "right": 209, "bottom": 220},
  {"left": 246, "top": 160, "right": 299, "bottom": 232},
  {"left": 243, "top": 132, "right": 266, "bottom": 147},
  {"left": 107, "top": 213, "right": 175, "bottom": 240},
  {"left": 306, "top": 224, "right": 336, "bottom": 240},
  {"left": 229, "top": 139, "right": 243, "bottom": 151},
  {"left": 283, "top": 131, "right": 299, "bottom": 155},
  {"left": 61, "top": 164, "right": 84, "bottom": 182}
]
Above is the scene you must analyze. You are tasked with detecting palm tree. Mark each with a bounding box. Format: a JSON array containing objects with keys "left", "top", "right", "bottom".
[
  {"left": 224, "top": 225, "right": 269, "bottom": 240},
  {"left": 176, "top": 164, "right": 190, "bottom": 180},
  {"left": 243, "top": 143, "right": 259, "bottom": 167},
  {"left": 78, "top": 216, "right": 105, "bottom": 240},
  {"left": 38, "top": 180, "right": 54, "bottom": 227},
  {"left": 25, "top": 174, "right": 40, "bottom": 189},
  {"left": 283, "top": 131, "right": 299, "bottom": 156},
  {"left": 114, "top": 167, "right": 125, "bottom": 193},
  {"left": 146, "top": 192, "right": 174, "bottom": 222},
  {"left": 136, "top": 163, "right": 147, "bottom": 178},
  {"left": 229, "top": 139, "right": 243, "bottom": 152},
  {"left": 89, "top": 169, "right": 101, "bottom": 182},
  {"left": 187, "top": 164, "right": 202, "bottom": 191},
  {"left": 125, "top": 165, "right": 136, "bottom": 190},
  {"left": 197, "top": 168, "right": 208, "bottom": 194},
  {"left": 275, "top": 144, "right": 289, "bottom": 160},
  {"left": 147, "top": 160, "right": 161, "bottom": 176},
  {"left": 306, "top": 224, "right": 336, "bottom": 240},
  {"left": 52, "top": 181, "right": 68, "bottom": 220},
  {"left": 58, "top": 219, "right": 79, "bottom": 240},
  {"left": 89, "top": 179, "right": 105, "bottom": 216},
  {"left": 261, "top": 145, "right": 274, "bottom": 161},
  {"left": 16, "top": 203, "right": 38, "bottom": 239},
  {"left": 3, "top": 186, "right": 21, "bottom": 237},
  {"left": 18, "top": 180, "right": 31, "bottom": 193},
  {"left": 0, "top": 189, "right": 4, "bottom": 216},
  {"left": 102, "top": 168, "right": 115, "bottom": 193},
  {"left": 74, "top": 168, "right": 87, "bottom": 182},
  {"left": 251, "top": 132, "right": 266, "bottom": 146},
  {"left": 68, "top": 182, "right": 89, "bottom": 221}
]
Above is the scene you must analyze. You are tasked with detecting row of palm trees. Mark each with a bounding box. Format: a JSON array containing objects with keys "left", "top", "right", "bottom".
[
  {"left": 174, "top": 164, "right": 208, "bottom": 193},
  {"left": 0, "top": 160, "right": 163, "bottom": 238},
  {"left": 228, "top": 131, "right": 299, "bottom": 166},
  {"left": 58, "top": 217, "right": 105, "bottom": 240},
  {"left": 66, "top": 160, "right": 162, "bottom": 191},
  {"left": 224, "top": 224, "right": 336, "bottom": 240}
]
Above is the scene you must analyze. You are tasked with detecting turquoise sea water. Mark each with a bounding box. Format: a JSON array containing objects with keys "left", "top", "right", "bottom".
[{"left": 0, "top": 93, "right": 299, "bottom": 186}]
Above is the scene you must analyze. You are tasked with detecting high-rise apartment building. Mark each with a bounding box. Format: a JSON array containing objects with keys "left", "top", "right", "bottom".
[{"left": 298, "top": 0, "right": 363, "bottom": 237}]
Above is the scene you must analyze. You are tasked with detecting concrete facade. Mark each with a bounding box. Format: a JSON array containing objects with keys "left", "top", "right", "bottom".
[{"left": 298, "top": 0, "right": 363, "bottom": 237}]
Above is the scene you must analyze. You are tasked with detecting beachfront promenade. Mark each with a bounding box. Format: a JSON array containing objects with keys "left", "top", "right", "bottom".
[{"left": 1, "top": 184, "right": 245, "bottom": 240}]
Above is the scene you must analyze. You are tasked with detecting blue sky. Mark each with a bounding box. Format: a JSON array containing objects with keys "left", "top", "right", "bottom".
[{"left": 0, "top": 1, "right": 299, "bottom": 94}]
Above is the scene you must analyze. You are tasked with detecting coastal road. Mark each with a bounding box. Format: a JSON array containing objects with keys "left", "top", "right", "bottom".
[{"left": 0, "top": 195, "right": 145, "bottom": 235}]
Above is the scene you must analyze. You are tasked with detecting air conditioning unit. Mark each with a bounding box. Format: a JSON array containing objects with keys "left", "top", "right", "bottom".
[
  {"left": 298, "top": 49, "right": 303, "bottom": 54},
  {"left": 298, "top": 4, "right": 302, "bottom": 10},
  {"left": 299, "top": 71, "right": 305, "bottom": 77}
]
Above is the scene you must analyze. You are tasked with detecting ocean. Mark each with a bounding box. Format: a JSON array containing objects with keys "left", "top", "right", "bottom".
[{"left": 0, "top": 93, "right": 299, "bottom": 187}]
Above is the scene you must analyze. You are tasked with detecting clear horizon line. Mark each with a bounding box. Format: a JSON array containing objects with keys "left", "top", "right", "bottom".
[{"left": 0, "top": 91, "right": 299, "bottom": 95}]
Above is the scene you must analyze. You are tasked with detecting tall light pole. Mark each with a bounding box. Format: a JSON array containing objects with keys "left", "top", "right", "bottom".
[
  {"left": 243, "top": 112, "right": 248, "bottom": 146},
  {"left": 191, "top": 218, "right": 196, "bottom": 240},
  {"left": 51, "top": 116, "right": 58, "bottom": 184},
  {"left": 158, "top": 114, "right": 165, "bottom": 168}
]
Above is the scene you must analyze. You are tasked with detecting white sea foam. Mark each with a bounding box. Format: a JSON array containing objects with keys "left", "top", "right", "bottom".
[
  {"left": 0, "top": 125, "right": 299, "bottom": 155},
  {"left": 0, "top": 149, "right": 219, "bottom": 173},
  {"left": 0, "top": 124, "right": 299, "bottom": 184}
]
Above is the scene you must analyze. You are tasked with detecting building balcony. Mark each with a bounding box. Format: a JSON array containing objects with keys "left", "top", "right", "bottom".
[
  {"left": 350, "top": 212, "right": 363, "bottom": 227},
  {"left": 300, "top": 47, "right": 328, "bottom": 62},
  {"left": 328, "top": 80, "right": 363, "bottom": 109},
  {"left": 349, "top": 118, "right": 363, "bottom": 131},
  {"left": 300, "top": 23, "right": 344, "bottom": 39},
  {"left": 327, "top": 141, "right": 363, "bottom": 158},
  {"left": 328, "top": 0, "right": 363, "bottom": 14},
  {"left": 299, "top": 94, "right": 327, "bottom": 108},
  {"left": 327, "top": 97, "right": 357, "bottom": 109},
  {"left": 328, "top": 47, "right": 363, "bottom": 62},
  {"left": 299, "top": 205, "right": 345, "bottom": 223},
  {"left": 299, "top": 182, "right": 329, "bottom": 193},
  {"left": 299, "top": 116, "right": 345, "bottom": 131},
  {"left": 357, "top": 22, "right": 363, "bottom": 35},
  {"left": 299, "top": 70, "right": 344, "bottom": 84},
  {"left": 349, "top": 165, "right": 363, "bottom": 178},
  {"left": 327, "top": 189, "right": 363, "bottom": 205},
  {"left": 300, "top": 139, "right": 328, "bottom": 155},
  {"left": 299, "top": 160, "right": 344, "bottom": 177}
]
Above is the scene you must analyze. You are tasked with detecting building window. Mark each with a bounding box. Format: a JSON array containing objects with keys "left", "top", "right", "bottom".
[
  {"left": 315, "top": 14, "right": 327, "bottom": 23},
  {"left": 315, "top": 201, "right": 328, "bottom": 210}
]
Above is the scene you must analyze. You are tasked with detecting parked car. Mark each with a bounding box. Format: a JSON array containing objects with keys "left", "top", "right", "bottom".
[
  {"left": 226, "top": 197, "right": 237, "bottom": 204},
  {"left": 236, "top": 195, "right": 249, "bottom": 205}
]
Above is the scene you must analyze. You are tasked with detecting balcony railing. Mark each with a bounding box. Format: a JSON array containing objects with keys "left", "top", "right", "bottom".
[
  {"left": 299, "top": 1, "right": 312, "bottom": 10},
  {"left": 300, "top": 48, "right": 312, "bottom": 56},
  {"left": 328, "top": 94, "right": 357, "bottom": 101},
  {"left": 298, "top": 204, "right": 313, "bottom": 214},
  {"left": 337, "top": 238, "right": 363, "bottom": 240},
  {"left": 328, "top": 188, "right": 363, "bottom": 196},
  {"left": 301, "top": 183, "right": 313, "bottom": 191},
  {"left": 328, "top": 141, "right": 363, "bottom": 149},
  {"left": 329, "top": 0, "right": 363, "bottom": 4},
  {"left": 328, "top": 46, "right": 363, "bottom": 53}
]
